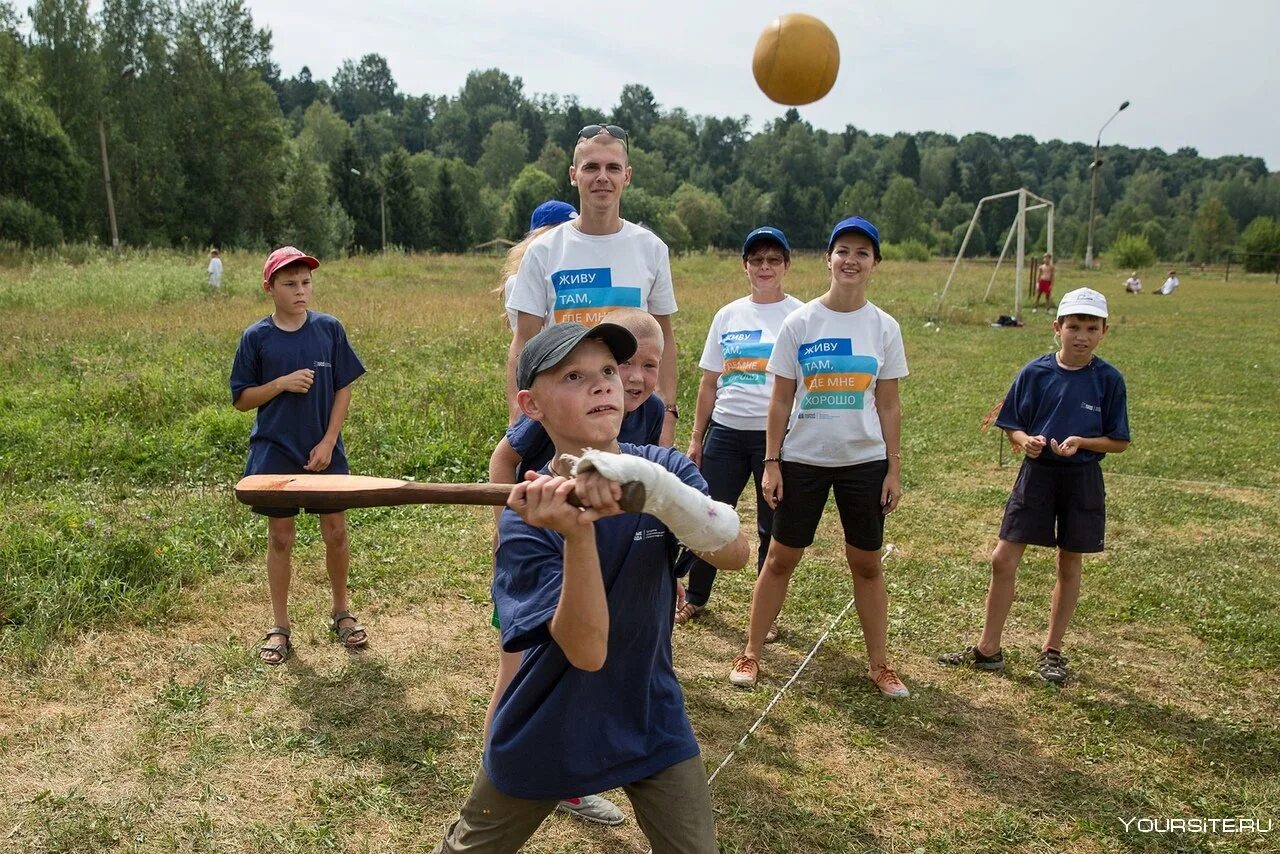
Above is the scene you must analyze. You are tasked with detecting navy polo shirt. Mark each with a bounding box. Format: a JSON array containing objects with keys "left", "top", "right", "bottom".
[
  {"left": 485, "top": 443, "right": 706, "bottom": 799},
  {"left": 230, "top": 311, "right": 365, "bottom": 474},
  {"left": 995, "top": 353, "right": 1130, "bottom": 465}
]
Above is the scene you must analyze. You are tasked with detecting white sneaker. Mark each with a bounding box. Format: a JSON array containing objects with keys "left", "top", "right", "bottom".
[{"left": 557, "top": 794, "right": 625, "bottom": 826}]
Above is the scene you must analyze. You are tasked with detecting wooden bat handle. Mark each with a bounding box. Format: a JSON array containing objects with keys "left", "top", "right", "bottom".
[{"left": 234, "top": 474, "right": 647, "bottom": 514}]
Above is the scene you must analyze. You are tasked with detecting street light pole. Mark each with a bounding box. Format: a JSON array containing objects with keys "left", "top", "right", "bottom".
[
  {"left": 1084, "top": 100, "right": 1130, "bottom": 269},
  {"left": 97, "top": 114, "right": 121, "bottom": 253},
  {"left": 97, "top": 65, "right": 136, "bottom": 254}
]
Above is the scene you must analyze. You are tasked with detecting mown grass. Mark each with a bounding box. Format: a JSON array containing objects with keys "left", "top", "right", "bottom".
[{"left": 0, "top": 250, "right": 1277, "bottom": 852}]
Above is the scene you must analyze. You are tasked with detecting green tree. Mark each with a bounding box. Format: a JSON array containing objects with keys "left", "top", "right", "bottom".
[
  {"left": 330, "top": 138, "right": 380, "bottom": 251},
  {"left": 505, "top": 165, "right": 558, "bottom": 239},
  {"left": 879, "top": 176, "right": 924, "bottom": 243},
  {"left": 834, "top": 180, "right": 878, "bottom": 222},
  {"left": 534, "top": 140, "right": 569, "bottom": 184},
  {"left": 722, "top": 177, "right": 767, "bottom": 241},
  {"left": 919, "top": 146, "right": 957, "bottom": 204},
  {"left": 476, "top": 119, "right": 528, "bottom": 188},
  {"left": 381, "top": 147, "right": 427, "bottom": 249},
  {"left": 429, "top": 163, "right": 472, "bottom": 252},
  {"left": 331, "top": 53, "right": 400, "bottom": 122},
  {"left": 671, "top": 182, "right": 729, "bottom": 248},
  {"left": 620, "top": 187, "right": 670, "bottom": 232},
  {"left": 167, "top": 0, "right": 288, "bottom": 246},
  {"left": 298, "top": 101, "right": 351, "bottom": 167},
  {"left": 276, "top": 143, "right": 353, "bottom": 258},
  {"left": 611, "top": 83, "right": 659, "bottom": 148},
  {"left": 1189, "top": 196, "right": 1236, "bottom": 261},
  {"left": 1107, "top": 233, "right": 1156, "bottom": 269},
  {"left": 627, "top": 145, "right": 675, "bottom": 196},
  {"left": 0, "top": 87, "right": 88, "bottom": 229},
  {"left": 1238, "top": 216, "right": 1280, "bottom": 272}
]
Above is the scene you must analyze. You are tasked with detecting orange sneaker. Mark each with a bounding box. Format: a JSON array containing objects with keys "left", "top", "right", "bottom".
[
  {"left": 729, "top": 655, "right": 760, "bottom": 688},
  {"left": 868, "top": 664, "right": 910, "bottom": 699}
]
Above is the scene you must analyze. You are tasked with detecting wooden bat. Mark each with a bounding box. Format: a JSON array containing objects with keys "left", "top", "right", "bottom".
[{"left": 234, "top": 473, "right": 647, "bottom": 513}]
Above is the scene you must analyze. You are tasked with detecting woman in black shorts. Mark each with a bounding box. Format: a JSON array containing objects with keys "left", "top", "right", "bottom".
[{"left": 728, "top": 216, "right": 910, "bottom": 699}]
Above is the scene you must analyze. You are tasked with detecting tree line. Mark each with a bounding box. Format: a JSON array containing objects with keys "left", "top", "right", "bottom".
[{"left": 4, "top": 0, "right": 1280, "bottom": 270}]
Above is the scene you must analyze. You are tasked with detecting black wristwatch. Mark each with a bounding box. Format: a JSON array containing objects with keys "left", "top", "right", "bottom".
[{"left": 665, "top": 405, "right": 679, "bottom": 419}]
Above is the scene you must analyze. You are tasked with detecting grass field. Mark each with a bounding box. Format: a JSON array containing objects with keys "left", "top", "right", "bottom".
[{"left": 1, "top": 250, "right": 1277, "bottom": 852}]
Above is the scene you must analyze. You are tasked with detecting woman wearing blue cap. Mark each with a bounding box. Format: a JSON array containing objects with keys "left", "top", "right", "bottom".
[
  {"left": 497, "top": 200, "right": 579, "bottom": 334},
  {"left": 676, "top": 227, "right": 803, "bottom": 635},
  {"left": 729, "top": 216, "right": 911, "bottom": 699}
]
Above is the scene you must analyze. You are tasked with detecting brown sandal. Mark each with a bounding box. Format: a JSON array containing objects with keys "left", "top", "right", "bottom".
[
  {"left": 330, "top": 611, "right": 368, "bottom": 649},
  {"left": 259, "top": 626, "right": 292, "bottom": 665},
  {"left": 674, "top": 601, "right": 703, "bottom": 625}
]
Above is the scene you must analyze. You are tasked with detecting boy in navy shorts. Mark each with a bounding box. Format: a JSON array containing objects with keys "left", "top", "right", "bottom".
[
  {"left": 230, "top": 247, "right": 367, "bottom": 665},
  {"left": 939, "top": 288, "right": 1130, "bottom": 684}
]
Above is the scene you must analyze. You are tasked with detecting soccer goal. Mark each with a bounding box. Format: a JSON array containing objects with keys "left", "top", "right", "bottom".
[{"left": 935, "top": 188, "right": 1055, "bottom": 323}]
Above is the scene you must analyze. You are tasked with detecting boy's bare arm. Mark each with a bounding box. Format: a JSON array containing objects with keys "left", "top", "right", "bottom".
[
  {"left": 691, "top": 528, "right": 749, "bottom": 572},
  {"left": 305, "top": 383, "right": 354, "bottom": 471},
  {"left": 655, "top": 314, "right": 677, "bottom": 447},
  {"left": 1004, "top": 428, "right": 1048, "bottom": 458},
  {"left": 233, "top": 368, "right": 314, "bottom": 411},
  {"left": 686, "top": 369, "right": 720, "bottom": 465},
  {"left": 488, "top": 437, "right": 522, "bottom": 538},
  {"left": 1051, "top": 436, "right": 1129, "bottom": 457},
  {"left": 507, "top": 473, "right": 616, "bottom": 671}
]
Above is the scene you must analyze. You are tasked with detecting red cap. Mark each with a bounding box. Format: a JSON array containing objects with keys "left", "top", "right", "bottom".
[{"left": 262, "top": 246, "right": 320, "bottom": 284}]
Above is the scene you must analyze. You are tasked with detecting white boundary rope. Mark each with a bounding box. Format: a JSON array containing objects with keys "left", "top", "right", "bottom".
[
  {"left": 645, "top": 545, "right": 897, "bottom": 853},
  {"left": 705, "top": 542, "right": 896, "bottom": 788},
  {"left": 640, "top": 547, "right": 901, "bottom": 854}
]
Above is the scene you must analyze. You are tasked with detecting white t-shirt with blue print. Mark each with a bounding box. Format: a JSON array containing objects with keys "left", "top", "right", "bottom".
[
  {"left": 768, "top": 298, "right": 908, "bottom": 467},
  {"left": 699, "top": 294, "right": 804, "bottom": 431},
  {"left": 506, "top": 220, "right": 677, "bottom": 327}
]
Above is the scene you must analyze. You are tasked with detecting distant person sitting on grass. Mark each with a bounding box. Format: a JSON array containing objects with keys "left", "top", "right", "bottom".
[
  {"left": 434, "top": 322, "right": 748, "bottom": 853},
  {"left": 1032, "top": 252, "right": 1056, "bottom": 311},
  {"left": 938, "top": 287, "right": 1130, "bottom": 684},
  {"left": 1124, "top": 271, "right": 1142, "bottom": 294},
  {"left": 1155, "top": 269, "right": 1180, "bottom": 296},
  {"left": 208, "top": 248, "right": 223, "bottom": 289},
  {"left": 230, "top": 247, "right": 367, "bottom": 665}
]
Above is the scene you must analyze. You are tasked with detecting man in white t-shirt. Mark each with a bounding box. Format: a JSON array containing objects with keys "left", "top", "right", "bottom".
[
  {"left": 504, "top": 125, "right": 679, "bottom": 445},
  {"left": 1155, "top": 269, "right": 1179, "bottom": 296}
]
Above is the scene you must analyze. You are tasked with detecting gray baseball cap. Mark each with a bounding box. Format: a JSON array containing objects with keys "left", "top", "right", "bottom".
[{"left": 517, "top": 322, "right": 637, "bottom": 390}]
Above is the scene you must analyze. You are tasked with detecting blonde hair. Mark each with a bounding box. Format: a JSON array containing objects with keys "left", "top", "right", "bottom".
[{"left": 602, "top": 308, "right": 663, "bottom": 349}]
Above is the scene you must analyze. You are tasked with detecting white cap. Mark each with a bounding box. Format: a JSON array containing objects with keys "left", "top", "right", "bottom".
[{"left": 1056, "top": 287, "right": 1108, "bottom": 319}]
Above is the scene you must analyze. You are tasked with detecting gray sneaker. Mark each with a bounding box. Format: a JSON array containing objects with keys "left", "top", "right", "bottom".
[
  {"left": 937, "top": 644, "right": 1005, "bottom": 671},
  {"left": 557, "top": 794, "right": 625, "bottom": 826},
  {"left": 1036, "top": 649, "right": 1069, "bottom": 684}
]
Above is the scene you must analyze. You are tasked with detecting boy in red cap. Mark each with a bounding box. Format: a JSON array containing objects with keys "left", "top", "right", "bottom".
[{"left": 230, "top": 247, "right": 367, "bottom": 664}]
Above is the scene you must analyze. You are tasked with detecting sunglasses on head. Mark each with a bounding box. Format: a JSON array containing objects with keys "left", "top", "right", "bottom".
[{"left": 577, "top": 124, "right": 629, "bottom": 150}]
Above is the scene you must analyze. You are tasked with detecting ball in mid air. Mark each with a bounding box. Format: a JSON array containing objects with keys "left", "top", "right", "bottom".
[{"left": 752, "top": 13, "right": 840, "bottom": 106}]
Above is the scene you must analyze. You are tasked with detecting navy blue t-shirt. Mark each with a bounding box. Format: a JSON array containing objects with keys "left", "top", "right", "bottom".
[
  {"left": 995, "top": 353, "right": 1130, "bottom": 466},
  {"left": 505, "top": 394, "right": 666, "bottom": 479},
  {"left": 485, "top": 444, "right": 706, "bottom": 799},
  {"left": 230, "top": 311, "right": 366, "bottom": 475}
]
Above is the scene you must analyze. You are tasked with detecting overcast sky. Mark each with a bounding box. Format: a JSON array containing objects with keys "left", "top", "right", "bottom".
[{"left": 254, "top": 0, "right": 1277, "bottom": 167}]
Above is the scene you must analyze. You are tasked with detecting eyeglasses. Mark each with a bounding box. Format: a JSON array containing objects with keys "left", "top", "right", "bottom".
[
  {"left": 578, "top": 124, "right": 629, "bottom": 150},
  {"left": 746, "top": 254, "right": 787, "bottom": 268}
]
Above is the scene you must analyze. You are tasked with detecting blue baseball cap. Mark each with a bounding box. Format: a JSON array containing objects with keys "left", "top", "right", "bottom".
[
  {"left": 530, "top": 200, "right": 577, "bottom": 232},
  {"left": 742, "top": 226, "right": 791, "bottom": 258},
  {"left": 827, "top": 216, "right": 881, "bottom": 259}
]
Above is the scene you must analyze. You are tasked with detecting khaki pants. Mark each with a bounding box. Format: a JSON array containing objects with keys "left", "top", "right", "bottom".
[{"left": 433, "top": 754, "right": 716, "bottom": 853}]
